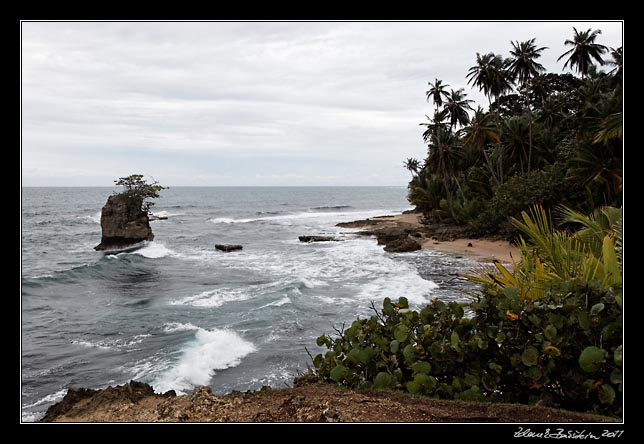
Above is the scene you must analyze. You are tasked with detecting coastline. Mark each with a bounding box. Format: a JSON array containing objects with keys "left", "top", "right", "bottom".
[{"left": 339, "top": 212, "right": 519, "bottom": 265}]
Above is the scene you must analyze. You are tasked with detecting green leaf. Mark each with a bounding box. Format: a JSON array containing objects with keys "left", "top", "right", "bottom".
[
  {"left": 373, "top": 372, "right": 396, "bottom": 389},
  {"left": 614, "top": 345, "right": 622, "bottom": 367},
  {"left": 329, "top": 365, "right": 348, "bottom": 382},
  {"left": 390, "top": 340, "right": 399, "bottom": 354},
  {"left": 394, "top": 324, "right": 409, "bottom": 343},
  {"left": 406, "top": 380, "right": 421, "bottom": 394},
  {"left": 402, "top": 344, "right": 415, "bottom": 363},
  {"left": 411, "top": 361, "right": 431, "bottom": 375},
  {"left": 464, "top": 374, "right": 479, "bottom": 387},
  {"left": 543, "top": 324, "right": 557, "bottom": 341},
  {"left": 579, "top": 346, "right": 606, "bottom": 373},
  {"left": 598, "top": 384, "right": 616, "bottom": 405},
  {"left": 397, "top": 297, "right": 409, "bottom": 309},
  {"left": 543, "top": 344, "right": 561, "bottom": 357},
  {"left": 313, "top": 354, "right": 323, "bottom": 368},
  {"left": 450, "top": 331, "right": 460, "bottom": 351},
  {"left": 578, "top": 311, "right": 590, "bottom": 330},
  {"left": 489, "top": 362, "right": 503, "bottom": 373},
  {"left": 590, "top": 303, "right": 605, "bottom": 316},
  {"left": 315, "top": 336, "right": 328, "bottom": 347},
  {"left": 503, "top": 287, "right": 518, "bottom": 298},
  {"left": 521, "top": 347, "right": 539, "bottom": 367}
]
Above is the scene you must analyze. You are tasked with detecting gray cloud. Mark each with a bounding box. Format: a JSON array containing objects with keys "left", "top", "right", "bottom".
[{"left": 21, "top": 21, "right": 623, "bottom": 186}]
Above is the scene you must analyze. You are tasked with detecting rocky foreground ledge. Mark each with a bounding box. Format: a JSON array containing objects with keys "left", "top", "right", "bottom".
[{"left": 40, "top": 380, "right": 614, "bottom": 423}]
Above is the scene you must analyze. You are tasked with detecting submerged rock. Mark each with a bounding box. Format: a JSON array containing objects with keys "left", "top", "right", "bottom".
[
  {"left": 94, "top": 195, "right": 154, "bottom": 251},
  {"left": 215, "top": 244, "right": 243, "bottom": 252},
  {"left": 298, "top": 236, "right": 336, "bottom": 243}
]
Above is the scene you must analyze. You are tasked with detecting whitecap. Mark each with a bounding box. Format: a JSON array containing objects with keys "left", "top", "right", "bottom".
[
  {"left": 70, "top": 339, "right": 113, "bottom": 350},
  {"left": 22, "top": 389, "right": 68, "bottom": 410},
  {"left": 152, "top": 327, "right": 256, "bottom": 394},
  {"left": 128, "top": 242, "right": 176, "bottom": 259},
  {"left": 163, "top": 322, "right": 200, "bottom": 333},
  {"left": 151, "top": 210, "right": 185, "bottom": 218},
  {"left": 169, "top": 287, "right": 251, "bottom": 308},
  {"left": 260, "top": 296, "right": 291, "bottom": 308}
]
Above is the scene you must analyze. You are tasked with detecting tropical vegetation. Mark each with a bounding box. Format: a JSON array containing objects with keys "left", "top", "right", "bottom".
[
  {"left": 310, "top": 28, "right": 622, "bottom": 418},
  {"left": 406, "top": 28, "right": 622, "bottom": 237}
]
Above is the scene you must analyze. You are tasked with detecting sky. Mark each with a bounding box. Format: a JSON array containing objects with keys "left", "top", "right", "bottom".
[{"left": 21, "top": 21, "right": 623, "bottom": 187}]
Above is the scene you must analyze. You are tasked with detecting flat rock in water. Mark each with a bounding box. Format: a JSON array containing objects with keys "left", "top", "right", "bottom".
[
  {"left": 215, "top": 244, "right": 243, "bottom": 252},
  {"left": 383, "top": 236, "right": 421, "bottom": 253},
  {"left": 298, "top": 236, "right": 336, "bottom": 243}
]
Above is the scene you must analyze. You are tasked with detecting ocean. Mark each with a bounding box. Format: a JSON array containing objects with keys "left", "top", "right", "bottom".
[{"left": 21, "top": 186, "right": 478, "bottom": 422}]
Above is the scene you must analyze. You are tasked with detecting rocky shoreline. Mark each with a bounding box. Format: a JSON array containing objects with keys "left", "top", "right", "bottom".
[
  {"left": 40, "top": 380, "right": 615, "bottom": 423},
  {"left": 337, "top": 212, "right": 519, "bottom": 264}
]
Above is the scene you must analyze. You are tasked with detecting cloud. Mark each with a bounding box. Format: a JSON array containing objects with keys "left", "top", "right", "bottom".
[{"left": 21, "top": 21, "right": 623, "bottom": 186}]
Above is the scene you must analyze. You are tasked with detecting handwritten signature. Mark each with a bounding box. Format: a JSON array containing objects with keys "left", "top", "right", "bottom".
[{"left": 514, "top": 427, "right": 624, "bottom": 439}]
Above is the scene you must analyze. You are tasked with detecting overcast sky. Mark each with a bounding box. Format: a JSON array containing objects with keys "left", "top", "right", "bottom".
[{"left": 21, "top": 21, "right": 623, "bottom": 186}]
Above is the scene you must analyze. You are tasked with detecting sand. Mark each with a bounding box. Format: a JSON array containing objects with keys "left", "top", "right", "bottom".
[{"left": 351, "top": 212, "right": 519, "bottom": 265}]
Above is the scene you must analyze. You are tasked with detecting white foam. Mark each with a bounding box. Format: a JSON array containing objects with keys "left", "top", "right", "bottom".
[
  {"left": 151, "top": 210, "right": 184, "bottom": 218},
  {"left": 261, "top": 296, "right": 291, "bottom": 308},
  {"left": 130, "top": 242, "right": 175, "bottom": 259},
  {"left": 22, "top": 389, "right": 67, "bottom": 410},
  {"left": 169, "top": 287, "right": 251, "bottom": 308},
  {"left": 299, "top": 277, "right": 315, "bottom": 289},
  {"left": 152, "top": 327, "right": 256, "bottom": 394},
  {"left": 356, "top": 273, "right": 438, "bottom": 306},
  {"left": 163, "top": 322, "right": 200, "bottom": 333},
  {"left": 70, "top": 339, "right": 113, "bottom": 350},
  {"left": 78, "top": 211, "right": 101, "bottom": 224}
]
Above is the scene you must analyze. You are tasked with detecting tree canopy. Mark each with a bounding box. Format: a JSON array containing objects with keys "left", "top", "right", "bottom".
[{"left": 114, "top": 174, "right": 167, "bottom": 214}]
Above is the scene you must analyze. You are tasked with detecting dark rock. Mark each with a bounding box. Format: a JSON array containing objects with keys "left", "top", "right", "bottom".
[
  {"left": 383, "top": 236, "right": 421, "bottom": 253},
  {"left": 41, "top": 387, "right": 98, "bottom": 422},
  {"left": 370, "top": 224, "right": 413, "bottom": 245},
  {"left": 94, "top": 195, "right": 154, "bottom": 251},
  {"left": 149, "top": 214, "right": 168, "bottom": 221},
  {"left": 215, "top": 244, "right": 243, "bottom": 252},
  {"left": 41, "top": 381, "right": 155, "bottom": 422},
  {"left": 467, "top": 242, "right": 473, "bottom": 247},
  {"left": 298, "top": 236, "right": 336, "bottom": 243},
  {"left": 411, "top": 231, "right": 422, "bottom": 238}
]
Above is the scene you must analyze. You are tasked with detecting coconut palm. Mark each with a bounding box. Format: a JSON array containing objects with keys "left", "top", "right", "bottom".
[
  {"left": 443, "top": 88, "right": 474, "bottom": 130},
  {"left": 403, "top": 158, "right": 421, "bottom": 176},
  {"left": 507, "top": 39, "right": 548, "bottom": 172},
  {"left": 462, "top": 107, "right": 500, "bottom": 184},
  {"left": 466, "top": 52, "right": 513, "bottom": 182},
  {"left": 557, "top": 28, "right": 609, "bottom": 78},
  {"left": 426, "top": 78, "right": 450, "bottom": 113},
  {"left": 607, "top": 46, "right": 623, "bottom": 79}
]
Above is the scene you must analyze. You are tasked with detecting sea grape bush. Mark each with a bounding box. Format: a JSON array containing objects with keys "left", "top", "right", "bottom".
[{"left": 313, "top": 287, "right": 622, "bottom": 417}]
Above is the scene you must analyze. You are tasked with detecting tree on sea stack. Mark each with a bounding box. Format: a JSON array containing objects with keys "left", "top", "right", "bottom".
[{"left": 94, "top": 175, "right": 167, "bottom": 251}]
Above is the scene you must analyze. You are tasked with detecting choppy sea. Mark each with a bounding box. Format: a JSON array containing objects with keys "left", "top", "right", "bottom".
[{"left": 21, "top": 186, "right": 478, "bottom": 421}]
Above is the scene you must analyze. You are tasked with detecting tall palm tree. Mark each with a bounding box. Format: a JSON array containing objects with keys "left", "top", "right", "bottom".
[
  {"left": 403, "top": 158, "right": 421, "bottom": 176},
  {"left": 466, "top": 52, "right": 513, "bottom": 182},
  {"left": 462, "top": 107, "right": 500, "bottom": 184},
  {"left": 426, "top": 78, "right": 450, "bottom": 113},
  {"left": 557, "top": 27, "right": 609, "bottom": 78},
  {"left": 443, "top": 88, "right": 474, "bottom": 130},
  {"left": 507, "top": 38, "right": 548, "bottom": 173}
]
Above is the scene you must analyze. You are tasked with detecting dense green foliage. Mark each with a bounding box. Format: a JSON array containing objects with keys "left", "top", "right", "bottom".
[
  {"left": 113, "top": 174, "right": 166, "bottom": 213},
  {"left": 312, "top": 205, "right": 622, "bottom": 417},
  {"left": 406, "top": 28, "right": 622, "bottom": 236}
]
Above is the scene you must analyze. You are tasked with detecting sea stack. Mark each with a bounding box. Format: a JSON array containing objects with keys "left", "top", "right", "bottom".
[{"left": 94, "top": 194, "right": 154, "bottom": 251}]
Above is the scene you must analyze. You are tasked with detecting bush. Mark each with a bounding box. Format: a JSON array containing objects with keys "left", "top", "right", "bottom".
[
  {"left": 471, "top": 165, "right": 582, "bottom": 236},
  {"left": 113, "top": 174, "right": 166, "bottom": 213},
  {"left": 313, "top": 289, "right": 621, "bottom": 417}
]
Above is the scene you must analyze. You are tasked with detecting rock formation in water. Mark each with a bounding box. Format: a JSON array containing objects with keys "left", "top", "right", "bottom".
[
  {"left": 94, "top": 194, "right": 154, "bottom": 251},
  {"left": 298, "top": 236, "right": 336, "bottom": 243},
  {"left": 215, "top": 244, "right": 243, "bottom": 252}
]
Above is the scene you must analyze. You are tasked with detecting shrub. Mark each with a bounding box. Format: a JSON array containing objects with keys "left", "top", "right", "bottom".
[{"left": 113, "top": 174, "right": 166, "bottom": 214}]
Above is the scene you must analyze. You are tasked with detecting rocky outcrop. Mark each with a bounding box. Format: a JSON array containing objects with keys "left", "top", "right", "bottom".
[
  {"left": 215, "top": 244, "right": 243, "bottom": 252},
  {"left": 298, "top": 236, "right": 336, "bottom": 243},
  {"left": 40, "top": 380, "right": 615, "bottom": 423},
  {"left": 383, "top": 236, "right": 421, "bottom": 253},
  {"left": 94, "top": 195, "right": 154, "bottom": 251}
]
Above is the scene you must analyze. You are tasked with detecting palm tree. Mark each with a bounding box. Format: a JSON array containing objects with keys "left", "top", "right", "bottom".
[
  {"left": 466, "top": 52, "right": 513, "bottom": 182},
  {"left": 462, "top": 107, "right": 500, "bottom": 184},
  {"left": 426, "top": 78, "right": 450, "bottom": 113},
  {"left": 557, "top": 27, "right": 609, "bottom": 78},
  {"left": 443, "top": 88, "right": 474, "bottom": 130},
  {"left": 507, "top": 39, "right": 548, "bottom": 172},
  {"left": 607, "top": 46, "right": 623, "bottom": 78},
  {"left": 403, "top": 158, "right": 421, "bottom": 176}
]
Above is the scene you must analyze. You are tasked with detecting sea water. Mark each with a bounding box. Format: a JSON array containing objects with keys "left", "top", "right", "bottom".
[{"left": 21, "top": 186, "right": 478, "bottom": 421}]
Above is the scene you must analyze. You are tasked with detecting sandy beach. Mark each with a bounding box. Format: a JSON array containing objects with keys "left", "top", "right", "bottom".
[{"left": 340, "top": 212, "right": 519, "bottom": 265}]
